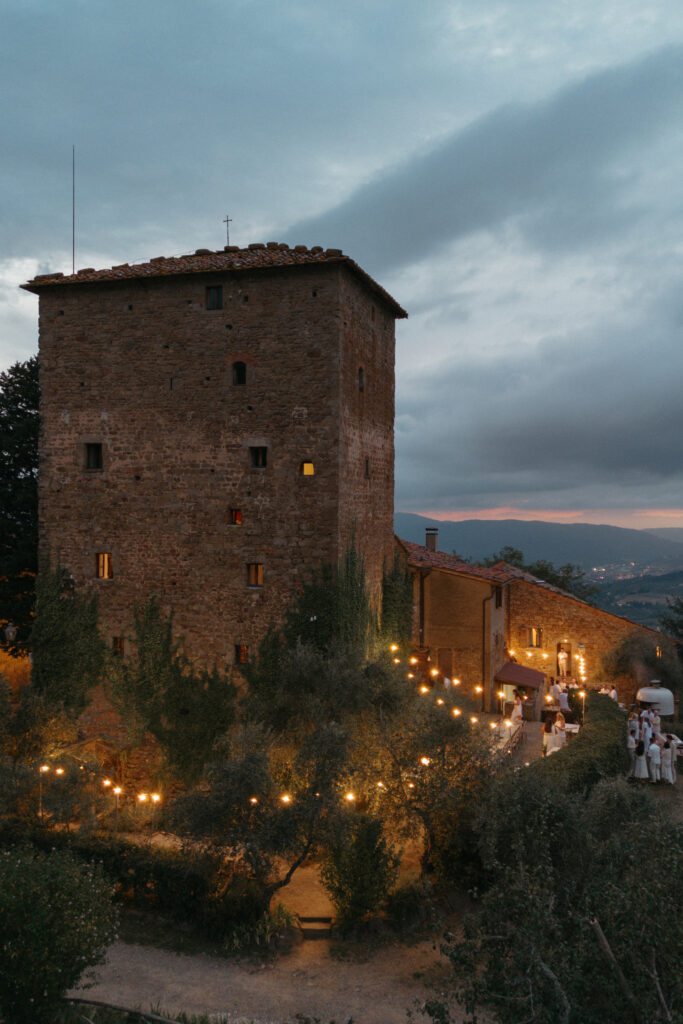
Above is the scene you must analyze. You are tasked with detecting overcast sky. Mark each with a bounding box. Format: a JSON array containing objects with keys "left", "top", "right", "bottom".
[{"left": 3, "top": 0, "right": 683, "bottom": 529}]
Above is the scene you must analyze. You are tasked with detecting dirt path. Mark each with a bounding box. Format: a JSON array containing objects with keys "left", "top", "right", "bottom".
[{"left": 72, "top": 937, "right": 452, "bottom": 1024}]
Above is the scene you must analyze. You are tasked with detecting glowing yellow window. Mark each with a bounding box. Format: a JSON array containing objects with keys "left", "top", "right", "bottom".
[
  {"left": 96, "top": 553, "right": 113, "bottom": 579},
  {"left": 300, "top": 461, "right": 315, "bottom": 476}
]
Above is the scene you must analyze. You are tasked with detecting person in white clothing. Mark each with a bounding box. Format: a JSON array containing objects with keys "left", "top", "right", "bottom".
[
  {"left": 667, "top": 735, "right": 678, "bottom": 784},
  {"left": 661, "top": 742, "right": 674, "bottom": 785},
  {"left": 609, "top": 685, "right": 618, "bottom": 701},
  {"left": 647, "top": 738, "right": 661, "bottom": 783},
  {"left": 553, "top": 712, "right": 567, "bottom": 750},
  {"left": 511, "top": 694, "right": 523, "bottom": 724},
  {"left": 634, "top": 740, "right": 649, "bottom": 781},
  {"left": 627, "top": 730, "right": 637, "bottom": 777}
]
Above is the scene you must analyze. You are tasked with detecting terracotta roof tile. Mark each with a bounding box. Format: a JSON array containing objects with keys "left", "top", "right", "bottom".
[
  {"left": 397, "top": 539, "right": 518, "bottom": 583},
  {"left": 22, "top": 243, "right": 407, "bottom": 317}
]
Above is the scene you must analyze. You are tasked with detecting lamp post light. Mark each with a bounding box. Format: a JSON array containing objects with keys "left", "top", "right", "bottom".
[
  {"left": 497, "top": 689, "right": 505, "bottom": 715},
  {"left": 38, "top": 764, "right": 50, "bottom": 820},
  {"left": 579, "top": 690, "right": 586, "bottom": 724},
  {"left": 113, "top": 787, "right": 122, "bottom": 843}
]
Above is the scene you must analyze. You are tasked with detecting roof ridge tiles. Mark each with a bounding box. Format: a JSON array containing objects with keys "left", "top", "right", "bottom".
[{"left": 21, "top": 243, "right": 408, "bottom": 317}]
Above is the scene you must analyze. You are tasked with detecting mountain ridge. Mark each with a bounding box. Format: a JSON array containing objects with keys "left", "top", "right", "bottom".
[{"left": 394, "top": 513, "right": 683, "bottom": 569}]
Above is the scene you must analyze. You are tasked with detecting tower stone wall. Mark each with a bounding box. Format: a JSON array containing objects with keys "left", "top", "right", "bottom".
[{"left": 28, "top": 246, "right": 405, "bottom": 666}]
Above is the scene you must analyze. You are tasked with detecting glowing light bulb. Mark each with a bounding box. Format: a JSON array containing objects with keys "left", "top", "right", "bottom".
[
  {"left": 420, "top": 685, "right": 429, "bottom": 694},
  {"left": 420, "top": 757, "right": 431, "bottom": 766},
  {"left": 281, "top": 794, "right": 291, "bottom": 804},
  {"left": 474, "top": 686, "right": 483, "bottom": 694},
  {"left": 390, "top": 644, "right": 399, "bottom": 652},
  {"left": 113, "top": 786, "right": 122, "bottom": 796},
  {"left": 345, "top": 792, "right": 355, "bottom": 802},
  {"left": 452, "top": 708, "right": 461, "bottom": 717},
  {"left": 138, "top": 793, "right": 148, "bottom": 802},
  {"left": 55, "top": 768, "right": 64, "bottom": 776},
  {"left": 102, "top": 778, "right": 111, "bottom": 787},
  {"left": 151, "top": 793, "right": 161, "bottom": 803},
  {"left": 470, "top": 716, "right": 479, "bottom": 724},
  {"left": 40, "top": 765, "right": 50, "bottom": 773},
  {"left": 436, "top": 698, "right": 444, "bottom": 705}
]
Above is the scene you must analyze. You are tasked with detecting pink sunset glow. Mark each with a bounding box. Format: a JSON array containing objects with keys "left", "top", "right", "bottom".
[{"left": 417, "top": 508, "right": 683, "bottom": 530}]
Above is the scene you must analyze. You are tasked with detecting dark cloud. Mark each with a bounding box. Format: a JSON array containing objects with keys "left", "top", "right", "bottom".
[
  {"left": 394, "top": 276, "right": 683, "bottom": 510},
  {"left": 289, "top": 46, "right": 683, "bottom": 271}
]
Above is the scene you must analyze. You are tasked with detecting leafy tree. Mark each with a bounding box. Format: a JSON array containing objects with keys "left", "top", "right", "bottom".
[
  {"left": 380, "top": 553, "right": 414, "bottom": 648},
  {"left": 482, "top": 546, "right": 599, "bottom": 604},
  {"left": 602, "top": 632, "right": 681, "bottom": 697},
  {"left": 30, "top": 561, "right": 107, "bottom": 716},
  {"left": 0, "top": 356, "right": 39, "bottom": 649},
  {"left": 353, "top": 686, "right": 493, "bottom": 879},
  {"left": 0, "top": 846, "right": 116, "bottom": 1024},
  {"left": 661, "top": 596, "right": 683, "bottom": 666},
  {"left": 172, "top": 721, "right": 353, "bottom": 913},
  {"left": 320, "top": 811, "right": 400, "bottom": 930},
  {"left": 108, "top": 597, "right": 236, "bottom": 784},
  {"left": 434, "top": 777, "right": 683, "bottom": 1024}
]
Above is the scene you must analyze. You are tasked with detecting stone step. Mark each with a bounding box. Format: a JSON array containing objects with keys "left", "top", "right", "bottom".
[{"left": 299, "top": 915, "right": 333, "bottom": 940}]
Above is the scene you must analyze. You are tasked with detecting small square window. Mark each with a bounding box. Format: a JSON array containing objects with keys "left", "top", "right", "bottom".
[
  {"left": 228, "top": 509, "right": 243, "bottom": 525},
  {"left": 85, "top": 442, "right": 103, "bottom": 470},
  {"left": 247, "top": 563, "right": 264, "bottom": 587},
  {"left": 206, "top": 286, "right": 223, "bottom": 310},
  {"left": 96, "top": 553, "right": 113, "bottom": 579},
  {"left": 112, "top": 636, "right": 124, "bottom": 657},
  {"left": 300, "top": 461, "right": 315, "bottom": 476},
  {"left": 250, "top": 446, "right": 267, "bottom": 468},
  {"left": 235, "top": 643, "right": 249, "bottom": 665}
]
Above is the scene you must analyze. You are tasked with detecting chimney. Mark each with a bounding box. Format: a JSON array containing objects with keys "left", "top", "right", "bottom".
[{"left": 426, "top": 527, "right": 438, "bottom": 552}]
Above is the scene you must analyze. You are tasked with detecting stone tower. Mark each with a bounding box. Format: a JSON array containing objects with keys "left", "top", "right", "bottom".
[{"left": 24, "top": 243, "right": 407, "bottom": 666}]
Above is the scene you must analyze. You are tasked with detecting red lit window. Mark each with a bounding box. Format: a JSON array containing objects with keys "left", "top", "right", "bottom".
[{"left": 235, "top": 644, "right": 249, "bottom": 664}]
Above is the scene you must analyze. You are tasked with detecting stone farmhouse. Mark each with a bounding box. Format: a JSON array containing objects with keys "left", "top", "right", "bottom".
[
  {"left": 396, "top": 528, "right": 670, "bottom": 716},
  {"left": 24, "top": 243, "right": 406, "bottom": 668}
]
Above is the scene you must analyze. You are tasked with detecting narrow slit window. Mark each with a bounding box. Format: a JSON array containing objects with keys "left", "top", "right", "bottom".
[
  {"left": 96, "top": 553, "right": 113, "bottom": 579},
  {"left": 235, "top": 643, "right": 249, "bottom": 665},
  {"left": 358, "top": 367, "right": 365, "bottom": 392},
  {"left": 300, "top": 461, "right": 315, "bottom": 476},
  {"left": 205, "top": 285, "right": 223, "bottom": 310},
  {"left": 364, "top": 458, "right": 370, "bottom": 478},
  {"left": 112, "top": 636, "right": 124, "bottom": 657},
  {"left": 247, "top": 563, "right": 264, "bottom": 587},
  {"left": 528, "top": 627, "right": 542, "bottom": 648},
  {"left": 85, "top": 442, "right": 103, "bottom": 470},
  {"left": 228, "top": 509, "right": 243, "bottom": 525},
  {"left": 250, "top": 446, "right": 267, "bottom": 468},
  {"left": 232, "top": 361, "right": 247, "bottom": 386}
]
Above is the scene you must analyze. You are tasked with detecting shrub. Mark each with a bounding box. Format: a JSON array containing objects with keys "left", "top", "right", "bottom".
[
  {"left": 23, "top": 831, "right": 264, "bottom": 940},
  {"left": 320, "top": 813, "right": 399, "bottom": 931},
  {"left": 0, "top": 846, "right": 116, "bottom": 1024}
]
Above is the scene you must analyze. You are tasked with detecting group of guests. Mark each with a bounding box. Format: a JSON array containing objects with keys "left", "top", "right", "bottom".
[{"left": 627, "top": 707, "right": 678, "bottom": 785}]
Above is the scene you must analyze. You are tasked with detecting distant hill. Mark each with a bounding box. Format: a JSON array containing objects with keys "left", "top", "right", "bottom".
[
  {"left": 595, "top": 569, "right": 683, "bottom": 631},
  {"left": 645, "top": 528, "right": 683, "bottom": 545},
  {"left": 394, "top": 513, "right": 683, "bottom": 570}
]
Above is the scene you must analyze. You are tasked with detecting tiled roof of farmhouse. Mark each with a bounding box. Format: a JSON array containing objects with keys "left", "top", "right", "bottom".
[
  {"left": 22, "top": 242, "right": 408, "bottom": 317},
  {"left": 398, "top": 537, "right": 585, "bottom": 597},
  {"left": 398, "top": 539, "right": 519, "bottom": 584}
]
